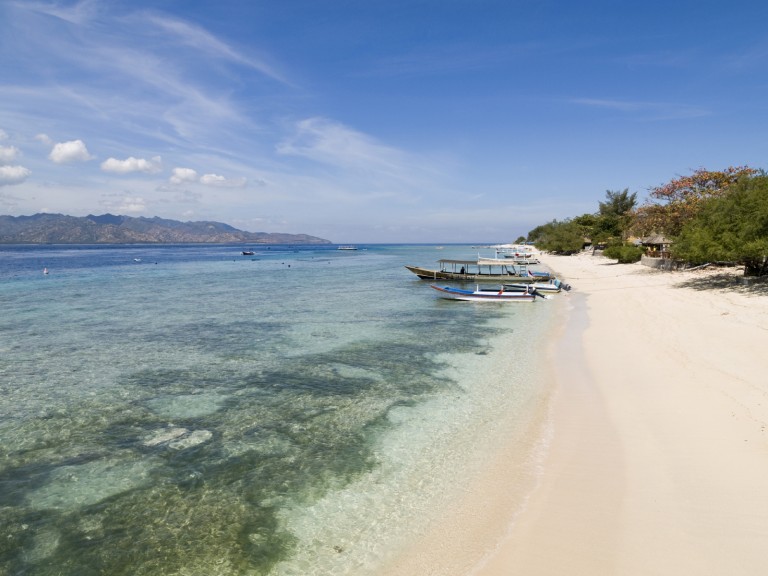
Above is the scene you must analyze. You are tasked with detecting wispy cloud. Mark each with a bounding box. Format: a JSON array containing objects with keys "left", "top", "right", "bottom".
[
  {"left": 18, "top": 0, "right": 103, "bottom": 25},
  {"left": 277, "top": 117, "right": 438, "bottom": 187},
  {"left": 140, "top": 12, "right": 289, "bottom": 85},
  {"left": 4, "top": 1, "right": 270, "bottom": 147}
]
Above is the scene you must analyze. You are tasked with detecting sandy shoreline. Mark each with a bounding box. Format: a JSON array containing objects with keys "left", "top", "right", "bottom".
[
  {"left": 380, "top": 252, "right": 768, "bottom": 576},
  {"left": 475, "top": 253, "right": 768, "bottom": 575}
]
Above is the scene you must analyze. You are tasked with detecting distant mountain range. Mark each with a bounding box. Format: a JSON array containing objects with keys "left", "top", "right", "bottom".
[{"left": 0, "top": 213, "right": 331, "bottom": 245}]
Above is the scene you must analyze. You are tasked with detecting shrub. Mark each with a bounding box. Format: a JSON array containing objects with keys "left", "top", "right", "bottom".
[{"left": 603, "top": 243, "right": 643, "bottom": 263}]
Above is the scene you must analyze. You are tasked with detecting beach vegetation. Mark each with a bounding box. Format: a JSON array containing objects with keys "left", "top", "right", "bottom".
[
  {"left": 527, "top": 191, "right": 637, "bottom": 250},
  {"left": 603, "top": 241, "right": 644, "bottom": 263},
  {"left": 673, "top": 173, "right": 768, "bottom": 276},
  {"left": 595, "top": 189, "right": 637, "bottom": 242},
  {"left": 527, "top": 219, "right": 584, "bottom": 253},
  {"left": 633, "top": 166, "right": 759, "bottom": 237}
]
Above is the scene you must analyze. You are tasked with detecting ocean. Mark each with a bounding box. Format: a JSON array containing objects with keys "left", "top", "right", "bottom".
[{"left": 0, "top": 243, "right": 559, "bottom": 575}]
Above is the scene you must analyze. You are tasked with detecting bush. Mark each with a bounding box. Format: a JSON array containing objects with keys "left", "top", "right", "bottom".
[{"left": 603, "top": 243, "right": 643, "bottom": 263}]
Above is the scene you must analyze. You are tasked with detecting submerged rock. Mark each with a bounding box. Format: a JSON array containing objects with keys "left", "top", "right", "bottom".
[
  {"left": 168, "top": 429, "right": 213, "bottom": 450},
  {"left": 142, "top": 427, "right": 188, "bottom": 447}
]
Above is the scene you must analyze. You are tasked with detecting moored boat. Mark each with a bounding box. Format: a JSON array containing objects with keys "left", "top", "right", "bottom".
[
  {"left": 405, "top": 258, "right": 553, "bottom": 282},
  {"left": 429, "top": 284, "right": 547, "bottom": 302},
  {"left": 502, "top": 278, "right": 571, "bottom": 293}
]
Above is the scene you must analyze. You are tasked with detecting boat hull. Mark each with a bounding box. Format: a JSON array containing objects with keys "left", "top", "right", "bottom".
[{"left": 429, "top": 284, "right": 537, "bottom": 302}]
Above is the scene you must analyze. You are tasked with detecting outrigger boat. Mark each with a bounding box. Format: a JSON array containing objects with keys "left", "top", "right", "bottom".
[
  {"left": 479, "top": 250, "right": 540, "bottom": 265},
  {"left": 405, "top": 258, "right": 553, "bottom": 282},
  {"left": 429, "top": 284, "right": 548, "bottom": 302},
  {"left": 502, "top": 278, "right": 571, "bottom": 293}
]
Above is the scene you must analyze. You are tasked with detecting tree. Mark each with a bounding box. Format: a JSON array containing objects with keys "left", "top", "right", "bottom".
[
  {"left": 528, "top": 219, "right": 584, "bottom": 254},
  {"left": 673, "top": 174, "right": 768, "bottom": 276},
  {"left": 635, "top": 166, "right": 758, "bottom": 237},
  {"left": 571, "top": 213, "right": 598, "bottom": 239},
  {"left": 593, "top": 189, "right": 638, "bottom": 242}
]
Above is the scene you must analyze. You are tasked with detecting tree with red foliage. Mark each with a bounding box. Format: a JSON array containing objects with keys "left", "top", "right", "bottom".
[{"left": 634, "top": 166, "right": 759, "bottom": 237}]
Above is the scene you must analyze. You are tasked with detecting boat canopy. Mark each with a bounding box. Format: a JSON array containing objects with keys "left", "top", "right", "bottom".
[{"left": 438, "top": 259, "right": 481, "bottom": 266}]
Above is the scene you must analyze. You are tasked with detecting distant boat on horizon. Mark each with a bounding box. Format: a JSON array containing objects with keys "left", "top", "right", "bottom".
[{"left": 337, "top": 246, "right": 358, "bottom": 251}]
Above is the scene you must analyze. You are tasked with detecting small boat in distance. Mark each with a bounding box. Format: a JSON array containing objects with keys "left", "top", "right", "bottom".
[
  {"left": 430, "top": 284, "right": 547, "bottom": 302},
  {"left": 337, "top": 246, "right": 358, "bottom": 251},
  {"left": 241, "top": 251, "right": 255, "bottom": 256}
]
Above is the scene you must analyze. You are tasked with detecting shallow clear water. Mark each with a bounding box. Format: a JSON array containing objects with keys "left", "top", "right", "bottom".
[{"left": 0, "top": 244, "right": 558, "bottom": 575}]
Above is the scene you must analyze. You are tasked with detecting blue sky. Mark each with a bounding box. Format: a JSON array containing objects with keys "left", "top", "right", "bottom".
[{"left": 1, "top": 0, "right": 766, "bottom": 243}]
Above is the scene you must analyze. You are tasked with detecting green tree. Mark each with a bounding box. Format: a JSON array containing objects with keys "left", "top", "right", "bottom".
[
  {"left": 528, "top": 219, "right": 584, "bottom": 254},
  {"left": 594, "top": 188, "right": 637, "bottom": 242},
  {"left": 571, "top": 213, "right": 598, "bottom": 240},
  {"left": 673, "top": 173, "right": 768, "bottom": 276},
  {"left": 635, "top": 166, "right": 758, "bottom": 237}
]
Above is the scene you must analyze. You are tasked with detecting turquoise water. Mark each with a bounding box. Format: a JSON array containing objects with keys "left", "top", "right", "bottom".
[{"left": 0, "top": 244, "right": 558, "bottom": 575}]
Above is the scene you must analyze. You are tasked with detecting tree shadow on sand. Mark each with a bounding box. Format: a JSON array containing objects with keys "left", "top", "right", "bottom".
[{"left": 674, "top": 271, "right": 768, "bottom": 295}]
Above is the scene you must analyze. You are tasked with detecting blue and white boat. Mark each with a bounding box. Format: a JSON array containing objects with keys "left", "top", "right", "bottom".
[
  {"left": 502, "top": 278, "right": 571, "bottom": 293},
  {"left": 429, "top": 284, "right": 547, "bottom": 302}
]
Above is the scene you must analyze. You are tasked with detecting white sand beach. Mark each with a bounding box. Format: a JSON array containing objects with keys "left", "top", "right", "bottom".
[
  {"left": 475, "top": 253, "right": 768, "bottom": 575},
  {"left": 382, "top": 252, "right": 768, "bottom": 576}
]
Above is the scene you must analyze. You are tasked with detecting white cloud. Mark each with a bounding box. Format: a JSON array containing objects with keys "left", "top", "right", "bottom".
[
  {"left": 0, "top": 165, "right": 31, "bottom": 186},
  {"left": 0, "top": 129, "right": 7, "bottom": 141},
  {"left": 101, "top": 155, "right": 162, "bottom": 174},
  {"left": 200, "top": 173, "right": 247, "bottom": 188},
  {"left": 0, "top": 145, "right": 20, "bottom": 164},
  {"left": 35, "top": 133, "right": 53, "bottom": 146},
  {"left": 170, "top": 167, "right": 198, "bottom": 184},
  {"left": 170, "top": 167, "right": 247, "bottom": 188},
  {"left": 49, "top": 139, "right": 93, "bottom": 163}
]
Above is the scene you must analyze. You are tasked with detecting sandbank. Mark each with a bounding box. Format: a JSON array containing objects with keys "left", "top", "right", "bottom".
[{"left": 381, "top": 253, "right": 768, "bottom": 576}]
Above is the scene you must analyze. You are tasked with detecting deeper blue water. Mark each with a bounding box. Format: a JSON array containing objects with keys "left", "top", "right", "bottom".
[{"left": 0, "top": 244, "right": 558, "bottom": 575}]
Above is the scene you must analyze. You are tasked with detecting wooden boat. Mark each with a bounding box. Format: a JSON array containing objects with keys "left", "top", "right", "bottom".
[
  {"left": 241, "top": 250, "right": 255, "bottom": 255},
  {"left": 429, "top": 284, "right": 547, "bottom": 302},
  {"left": 479, "top": 250, "right": 540, "bottom": 265},
  {"left": 405, "top": 258, "right": 553, "bottom": 282},
  {"left": 502, "top": 278, "right": 571, "bottom": 293}
]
